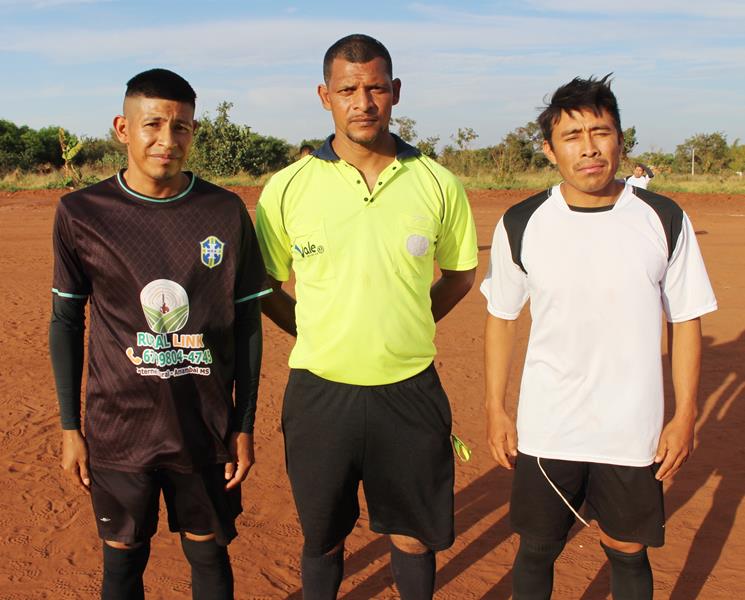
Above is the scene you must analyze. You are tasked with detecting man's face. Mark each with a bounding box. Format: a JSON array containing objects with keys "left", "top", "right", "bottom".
[
  {"left": 113, "top": 96, "right": 196, "bottom": 188},
  {"left": 543, "top": 108, "right": 622, "bottom": 196},
  {"left": 318, "top": 57, "right": 400, "bottom": 147},
  {"left": 634, "top": 166, "right": 644, "bottom": 177}
]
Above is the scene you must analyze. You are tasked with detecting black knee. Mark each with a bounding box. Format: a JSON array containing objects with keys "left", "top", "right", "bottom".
[
  {"left": 513, "top": 536, "right": 566, "bottom": 600},
  {"left": 601, "top": 542, "right": 653, "bottom": 600},
  {"left": 180, "top": 535, "right": 233, "bottom": 600},
  {"left": 102, "top": 541, "right": 150, "bottom": 600},
  {"left": 301, "top": 546, "right": 344, "bottom": 600},
  {"left": 390, "top": 543, "right": 436, "bottom": 600}
]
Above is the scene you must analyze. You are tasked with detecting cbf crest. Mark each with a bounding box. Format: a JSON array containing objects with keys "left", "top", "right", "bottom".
[{"left": 200, "top": 236, "right": 225, "bottom": 269}]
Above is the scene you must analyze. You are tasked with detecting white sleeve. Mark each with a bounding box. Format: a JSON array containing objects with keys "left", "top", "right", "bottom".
[
  {"left": 479, "top": 217, "right": 529, "bottom": 320},
  {"left": 661, "top": 212, "right": 718, "bottom": 322}
]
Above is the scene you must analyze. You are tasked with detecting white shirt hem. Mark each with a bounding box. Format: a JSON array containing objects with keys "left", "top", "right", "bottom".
[{"left": 518, "top": 445, "right": 656, "bottom": 468}]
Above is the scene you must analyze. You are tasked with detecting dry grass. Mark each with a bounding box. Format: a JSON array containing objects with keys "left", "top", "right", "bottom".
[{"left": 3, "top": 167, "right": 744, "bottom": 195}]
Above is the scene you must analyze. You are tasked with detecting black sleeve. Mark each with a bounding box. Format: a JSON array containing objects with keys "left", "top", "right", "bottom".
[
  {"left": 232, "top": 298, "right": 262, "bottom": 433},
  {"left": 644, "top": 164, "right": 654, "bottom": 178},
  {"left": 49, "top": 294, "right": 86, "bottom": 430}
]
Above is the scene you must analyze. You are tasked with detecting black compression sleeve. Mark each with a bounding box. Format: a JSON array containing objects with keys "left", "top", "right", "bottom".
[
  {"left": 49, "top": 294, "right": 86, "bottom": 430},
  {"left": 232, "top": 299, "right": 262, "bottom": 434}
]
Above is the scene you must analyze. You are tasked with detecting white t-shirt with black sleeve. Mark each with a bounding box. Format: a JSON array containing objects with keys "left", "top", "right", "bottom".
[{"left": 480, "top": 183, "right": 717, "bottom": 467}]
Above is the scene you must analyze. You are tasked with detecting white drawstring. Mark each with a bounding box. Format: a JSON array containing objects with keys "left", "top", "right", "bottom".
[{"left": 536, "top": 456, "right": 591, "bottom": 528}]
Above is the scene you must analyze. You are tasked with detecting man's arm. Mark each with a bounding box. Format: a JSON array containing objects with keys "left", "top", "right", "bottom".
[
  {"left": 261, "top": 276, "right": 297, "bottom": 337},
  {"left": 431, "top": 268, "right": 476, "bottom": 322},
  {"left": 654, "top": 318, "right": 702, "bottom": 480},
  {"left": 484, "top": 313, "right": 519, "bottom": 469},
  {"left": 49, "top": 294, "right": 90, "bottom": 492},
  {"left": 643, "top": 163, "right": 654, "bottom": 179},
  {"left": 225, "top": 298, "right": 262, "bottom": 490}
]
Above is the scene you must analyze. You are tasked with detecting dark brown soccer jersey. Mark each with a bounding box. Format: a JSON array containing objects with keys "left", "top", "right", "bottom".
[{"left": 52, "top": 171, "right": 268, "bottom": 473}]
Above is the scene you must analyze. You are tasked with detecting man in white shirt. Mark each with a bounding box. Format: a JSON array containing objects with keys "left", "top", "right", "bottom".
[
  {"left": 481, "top": 74, "right": 716, "bottom": 600},
  {"left": 626, "top": 162, "right": 654, "bottom": 189}
]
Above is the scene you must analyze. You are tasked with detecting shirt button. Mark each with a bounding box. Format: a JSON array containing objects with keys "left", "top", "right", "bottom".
[
  {"left": 357, "top": 180, "right": 361, "bottom": 184},
  {"left": 377, "top": 181, "right": 383, "bottom": 186},
  {"left": 363, "top": 197, "right": 369, "bottom": 202}
]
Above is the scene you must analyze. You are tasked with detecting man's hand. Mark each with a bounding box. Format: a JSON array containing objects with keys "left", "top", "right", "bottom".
[
  {"left": 225, "top": 432, "right": 255, "bottom": 490},
  {"left": 654, "top": 413, "right": 695, "bottom": 480},
  {"left": 487, "top": 409, "right": 518, "bottom": 470},
  {"left": 61, "top": 429, "right": 90, "bottom": 492}
]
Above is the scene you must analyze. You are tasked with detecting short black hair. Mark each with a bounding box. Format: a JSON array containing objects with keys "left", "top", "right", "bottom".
[
  {"left": 323, "top": 34, "right": 392, "bottom": 83},
  {"left": 537, "top": 74, "right": 621, "bottom": 146},
  {"left": 125, "top": 68, "right": 196, "bottom": 107}
]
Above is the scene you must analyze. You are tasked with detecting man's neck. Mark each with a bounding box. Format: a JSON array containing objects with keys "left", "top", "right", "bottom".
[
  {"left": 331, "top": 132, "right": 397, "bottom": 171},
  {"left": 331, "top": 132, "right": 398, "bottom": 192},
  {"left": 122, "top": 170, "right": 189, "bottom": 199},
  {"left": 560, "top": 179, "right": 624, "bottom": 209}
]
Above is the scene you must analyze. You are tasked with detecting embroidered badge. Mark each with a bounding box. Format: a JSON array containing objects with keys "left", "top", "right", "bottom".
[{"left": 200, "top": 236, "right": 225, "bottom": 268}]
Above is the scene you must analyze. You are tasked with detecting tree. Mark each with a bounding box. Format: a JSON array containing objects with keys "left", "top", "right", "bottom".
[
  {"left": 58, "top": 128, "right": 84, "bottom": 186},
  {"left": 391, "top": 116, "right": 417, "bottom": 143},
  {"left": 189, "top": 101, "right": 291, "bottom": 177},
  {"left": 674, "top": 132, "right": 728, "bottom": 174},
  {"left": 241, "top": 132, "right": 291, "bottom": 176},
  {"left": 452, "top": 127, "right": 478, "bottom": 150},
  {"left": 416, "top": 135, "right": 439, "bottom": 159},
  {"left": 0, "top": 119, "right": 24, "bottom": 174},
  {"left": 622, "top": 126, "right": 638, "bottom": 157},
  {"left": 728, "top": 140, "right": 745, "bottom": 173}
]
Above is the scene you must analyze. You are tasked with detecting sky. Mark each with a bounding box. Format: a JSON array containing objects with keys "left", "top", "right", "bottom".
[{"left": 1, "top": 0, "right": 744, "bottom": 154}]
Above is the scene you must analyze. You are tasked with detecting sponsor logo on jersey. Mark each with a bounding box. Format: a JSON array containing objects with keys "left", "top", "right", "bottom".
[
  {"left": 127, "top": 280, "right": 212, "bottom": 378},
  {"left": 139, "top": 279, "right": 190, "bottom": 334},
  {"left": 292, "top": 241, "right": 325, "bottom": 258},
  {"left": 200, "top": 236, "right": 225, "bottom": 268}
]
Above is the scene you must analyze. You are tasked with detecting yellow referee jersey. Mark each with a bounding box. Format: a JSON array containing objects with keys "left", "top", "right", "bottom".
[{"left": 256, "top": 135, "right": 478, "bottom": 385}]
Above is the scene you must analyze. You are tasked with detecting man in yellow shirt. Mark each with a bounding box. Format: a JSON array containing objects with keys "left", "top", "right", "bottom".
[{"left": 256, "top": 34, "right": 477, "bottom": 600}]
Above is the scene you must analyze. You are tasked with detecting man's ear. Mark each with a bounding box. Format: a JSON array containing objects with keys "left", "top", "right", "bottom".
[
  {"left": 392, "top": 78, "right": 401, "bottom": 106},
  {"left": 192, "top": 119, "right": 200, "bottom": 133},
  {"left": 318, "top": 83, "right": 332, "bottom": 111},
  {"left": 542, "top": 139, "right": 557, "bottom": 165},
  {"left": 112, "top": 115, "right": 128, "bottom": 144}
]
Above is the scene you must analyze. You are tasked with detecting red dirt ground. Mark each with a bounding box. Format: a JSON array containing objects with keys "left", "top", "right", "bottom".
[{"left": 1, "top": 187, "right": 742, "bottom": 599}]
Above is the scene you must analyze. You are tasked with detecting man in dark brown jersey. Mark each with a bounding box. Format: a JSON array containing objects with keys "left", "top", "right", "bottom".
[{"left": 49, "top": 68, "right": 270, "bottom": 600}]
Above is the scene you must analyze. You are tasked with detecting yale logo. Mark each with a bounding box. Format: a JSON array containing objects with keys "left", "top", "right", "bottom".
[{"left": 293, "top": 241, "right": 325, "bottom": 258}]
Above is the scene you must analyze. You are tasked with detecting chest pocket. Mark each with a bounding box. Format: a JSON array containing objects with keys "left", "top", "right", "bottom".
[
  {"left": 290, "top": 225, "right": 336, "bottom": 281},
  {"left": 396, "top": 214, "right": 439, "bottom": 282}
]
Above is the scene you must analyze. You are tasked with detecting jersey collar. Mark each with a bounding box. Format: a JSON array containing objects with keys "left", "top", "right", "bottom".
[
  {"left": 116, "top": 169, "right": 196, "bottom": 203},
  {"left": 313, "top": 133, "right": 421, "bottom": 161}
]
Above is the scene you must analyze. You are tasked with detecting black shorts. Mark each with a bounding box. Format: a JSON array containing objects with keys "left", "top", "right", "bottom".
[
  {"left": 510, "top": 452, "right": 665, "bottom": 547},
  {"left": 89, "top": 464, "right": 242, "bottom": 547},
  {"left": 282, "top": 364, "right": 455, "bottom": 556}
]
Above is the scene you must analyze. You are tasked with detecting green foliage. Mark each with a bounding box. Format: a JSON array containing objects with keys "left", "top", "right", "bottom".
[
  {"left": 675, "top": 132, "right": 729, "bottom": 174},
  {"left": 622, "top": 126, "right": 638, "bottom": 157},
  {"left": 190, "top": 101, "right": 245, "bottom": 177},
  {"left": 77, "top": 129, "right": 126, "bottom": 168},
  {"left": 416, "top": 135, "right": 440, "bottom": 159},
  {"left": 452, "top": 127, "right": 478, "bottom": 150},
  {"left": 728, "top": 140, "right": 745, "bottom": 173},
  {"left": 189, "top": 101, "right": 291, "bottom": 177},
  {"left": 0, "top": 120, "right": 67, "bottom": 174},
  {"left": 635, "top": 149, "right": 675, "bottom": 172},
  {"left": 391, "top": 116, "right": 417, "bottom": 143},
  {"left": 242, "top": 132, "right": 291, "bottom": 176},
  {"left": 58, "top": 128, "right": 84, "bottom": 187},
  {"left": 296, "top": 138, "right": 325, "bottom": 158}
]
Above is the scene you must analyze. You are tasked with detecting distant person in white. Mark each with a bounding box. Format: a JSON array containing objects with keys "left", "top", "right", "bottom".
[
  {"left": 626, "top": 163, "right": 654, "bottom": 189},
  {"left": 481, "top": 74, "right": 717, "bottom": 600}
]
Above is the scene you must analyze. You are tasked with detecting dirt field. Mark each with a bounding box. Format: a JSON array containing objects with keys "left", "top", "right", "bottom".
[{"left": 1, "top": 187, "right": 742, "bottom": 599}]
